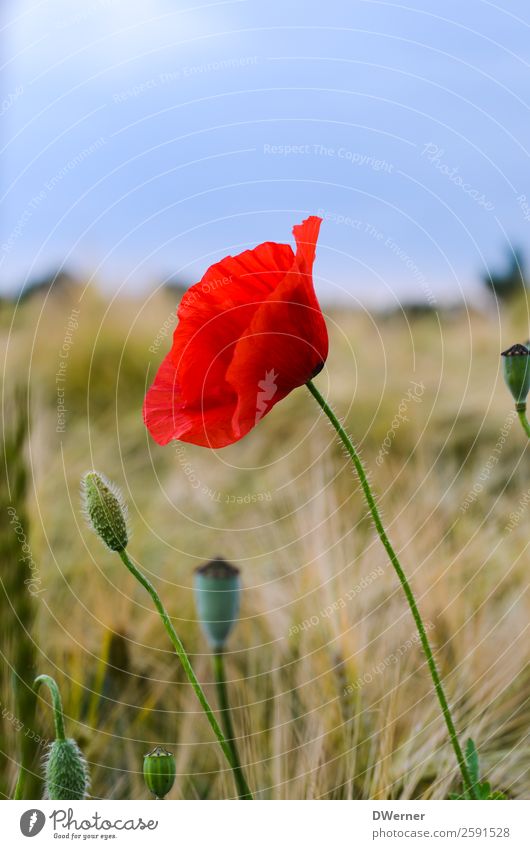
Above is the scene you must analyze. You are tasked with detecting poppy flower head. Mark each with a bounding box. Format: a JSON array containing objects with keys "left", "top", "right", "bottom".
[{"left": 144, "top": 216, "right": 328, "bottom": 448}]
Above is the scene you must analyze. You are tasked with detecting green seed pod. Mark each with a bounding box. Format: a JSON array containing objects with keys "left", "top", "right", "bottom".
[
  {"left": 194, "top": 557, "right": 241, "bottom": 650},
  {"left": 501, "top": 344, "right": 530, "bottom": 407},
  {"left": 143, "top": 746, "right": 176, "bottom": 799},
  {"left": 44, "top": 738, "right": 90, "bottom": 800},
  {"left": 81, "top": 471, "right": 128, "bottom": 551}
]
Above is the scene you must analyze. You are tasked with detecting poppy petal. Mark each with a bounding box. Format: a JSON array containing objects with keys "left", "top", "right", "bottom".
[
  {"left": 143, "top": 350, "right": 239, "bottom": 447},
  {"left": 226, "top": 217, "right": 328, "bottom": 438},
  {"left": 144, "top": 216, "right": 328, "bottom": 448},
  {"left": 171, "top": 240, "right": 295, "bottom": 408}
]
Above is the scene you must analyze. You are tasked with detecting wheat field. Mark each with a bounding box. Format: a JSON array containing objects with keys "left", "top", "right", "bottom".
[{"left": 1, "top": 284, "right": 529, "bottom": 799}]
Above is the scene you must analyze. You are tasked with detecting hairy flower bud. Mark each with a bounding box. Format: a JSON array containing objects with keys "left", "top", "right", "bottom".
[
  {"left": 143, "top": 746, "right": 176, "bottom": 799},
  {"left": 34, "top": 674, "right": 90, "bottom": 800},
  {"left": 501, "top": 344, "right": 530, "bottom": 408},
  {"left": 194, "top": 557, "right": 241, "bottom": 650},
  {"left": 44, "top": 738, "right": 90, "bottom": 800},
  {"left": 81, "top": 471, "right": 128, "bottom": 551}
]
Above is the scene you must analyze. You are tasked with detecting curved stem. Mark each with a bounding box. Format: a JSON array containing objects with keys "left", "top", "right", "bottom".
[
  {"left": 306, "top": 379, "right": 477, "bottom": 799},
  {"left": 516, "top": 404, "right": 530, "bottom": 439},
  {"left": 16, "top": 675, "right": 66, "bottom": 799},
  {"left": 212, "top": 650, "right": 251, "bottom": 800},
  {"left": 117, "top": 549, "right": 253, "bottom": 800},
  {"left": 33, "top": 674, "right": 66, "bottom": 740}
]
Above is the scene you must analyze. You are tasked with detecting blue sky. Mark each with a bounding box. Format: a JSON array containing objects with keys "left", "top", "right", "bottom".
[{"left": 2, "top": 0, "right": 530, "bottom": 305}]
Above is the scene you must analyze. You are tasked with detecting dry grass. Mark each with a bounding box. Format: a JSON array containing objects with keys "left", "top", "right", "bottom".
[{"left": 0, "top": 285, "right": 529, "bottom": 799}]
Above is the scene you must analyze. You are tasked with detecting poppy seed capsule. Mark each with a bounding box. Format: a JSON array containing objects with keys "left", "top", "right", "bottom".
[
  {"left": 194, "top": 557, "right": 241, "bottom": 650},
  {"left": 143, "top": 746, "right": 176, "bottom": 799},
  {"left": 44, "top": 738, "right": 90, "bottom": 800},
  {"left": 501, "top": 344, "right": 530, "bottom": 408},
  {"left": 81, "top": 471, "right": 128, "bottom": 551}
]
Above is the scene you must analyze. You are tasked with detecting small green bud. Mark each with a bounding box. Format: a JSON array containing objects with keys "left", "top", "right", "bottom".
[
  {"left": 194, "top": 557, "right": 240, "bottom": 650},
  {"left": 81, "top": 471, "right": 128, "bottom": 551},
  {"left": 143, "top": 746, "right": 176, "bottom": 799},
  {"left": 44, "top": 738, "right": 90, "bottom": 800},
  {"left": 501, "top": 344, "right": 530, "bottom": 408}
]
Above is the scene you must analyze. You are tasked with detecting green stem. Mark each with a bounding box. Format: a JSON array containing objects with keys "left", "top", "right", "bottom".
[
  {"left": 12, "top": 676, "right": 37, "bottom": 800},
  {"left": 13, "top": 767, "right": 26, "bottom": 800},
  {"left": 15, "top": 674, "right": 65, "bottom": 798},
  {"left": 516, "top": 404, "right": 530, "bottom": 439},
  {"left": 33, "top": 674, "right": 66, "bottom": 741},
  {"left": 117, "top": 549, "right": 253, "bottom": 800},
  {"left": 212, "top": 650, "right": 251, "bottom": 800},
  {"left": 306, "top": 378, "right": 477, "bottom": 799}
]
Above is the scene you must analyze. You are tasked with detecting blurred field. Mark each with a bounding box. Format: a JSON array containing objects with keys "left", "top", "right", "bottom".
[{"left": 1, "top": 282, "right": 529, "bottom": 799}]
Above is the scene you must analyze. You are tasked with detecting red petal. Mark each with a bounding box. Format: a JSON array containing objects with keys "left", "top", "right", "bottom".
[
  {"left": 171, "top": 241, "right": 295, "bottom": 408},
  {"left": 226, "top": 216, "right": 328, "bottom": 438},
  {"left": 143, "top": 351, "right": 239, "bottom": 447},
  {"left": 144, "top": 216, "right": 327, "bottom": 448}
]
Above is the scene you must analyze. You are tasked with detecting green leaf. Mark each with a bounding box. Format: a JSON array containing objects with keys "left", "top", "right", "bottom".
[
  {"left": 465, "top": 738, "right": 480, "bottom": 785},
  {"left": 477, "top": 781, "right": 491, "bottom": 799},
  {"left": 448, "top": 739, "right": 506, "bottom": 801}
]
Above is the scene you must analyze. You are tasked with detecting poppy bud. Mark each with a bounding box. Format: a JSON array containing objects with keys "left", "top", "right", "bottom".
[
  {"left": 143, "top": 746, "right": 176, "bottom": 799},
  {"left": 194, "top": 557, "right": 241, "bottom": 650},
  {"left": 501, "top": 344, "right": 530, "bottom": 408},
  {"left": 81, "top": 471, "right": 128, "bottom": 551},
  {"left": 34, "top": 674, "right": 90, "bottom": 800},
  {"left": 44, "top": 738, "right": 90, "bottom": 800}
]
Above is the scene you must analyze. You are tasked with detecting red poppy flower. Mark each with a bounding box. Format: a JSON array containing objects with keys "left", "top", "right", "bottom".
[{"left": 143, "top": 215, "right": 328, "bottom": 448}]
